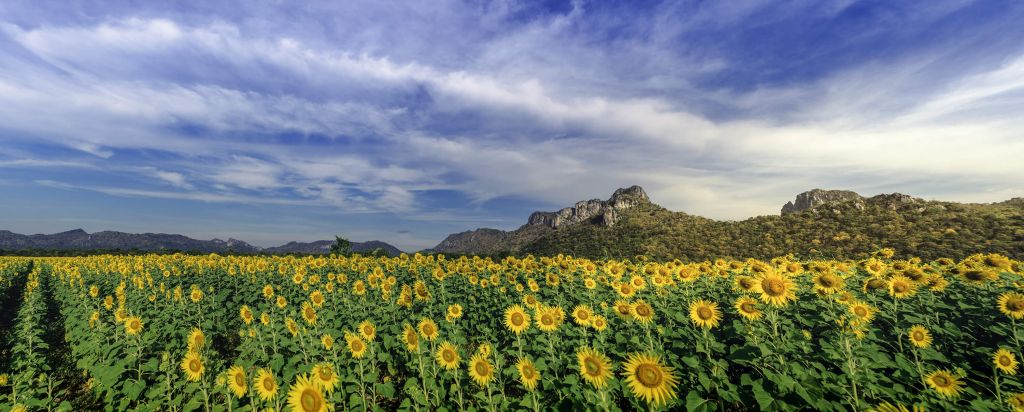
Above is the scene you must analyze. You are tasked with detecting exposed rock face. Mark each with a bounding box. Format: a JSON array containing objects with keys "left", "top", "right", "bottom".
[
  {"left": 782, "top": 189, "right": 865, "bottom": 215},
  {"left": 526, "top": 185, "right": 650, "bottom": 229},
  {"left": 427, "top": 186, "right": 652, "bottom": 254}
]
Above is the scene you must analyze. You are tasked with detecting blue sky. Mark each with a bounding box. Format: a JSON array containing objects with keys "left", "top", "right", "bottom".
[{"left": 1, "top": 0, "right": 1023, "bottom": 251}]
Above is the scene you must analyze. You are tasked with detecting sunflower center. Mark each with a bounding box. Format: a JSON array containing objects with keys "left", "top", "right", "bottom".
[
  {"left": 764, "top": 278, "right": 785, "bottom": 296},
  {"left": 893, "top": 283, "right": 908, "bottom": 293},
  {"left": 635, "top": 305, "right": 651, "bottom": 317},
  {"left": 697, "top": 307, "right": 713, "bottom": 320},
  {"left": 523, "top": 366, "right": 536, "bottom": 379},
  {"left": 443, "top": 350, "right": 455, "bottom": 363},
  {"left": 474, "top": 361, "right": 490, "bottom": 377},
  {"left": 1001, "top": 356, "right": 1013, "bottom": 366},
  {"left": 511, "top": 313, "right": 524, "bottom": 326},
  {"left": 234, "top": 373, "right": 245, "bottom": 387},
  {"left": 818, "top": 275, "right": 836, "bottom": 287},
  {"left": 263, "top": 378, "right": 275, "bottom": 391},
  {"left": 933, "top": 375, "right": 950, "bottom": 387},
  {"left": 912, "top": 331, "right": 924, "bottom": 341},
  {"left": 300, "top": 389, "right": 322, "bottom": 412},
  {"left": 739, "top": 279, "right": 753, "bottom": 289},
  {"left": 352, "top": 341, "right": 364, "bottom": 351},
  {"left": 189, "top": 359, "right": 201, "bottom": 373},
  {"left": 584, "top": 358, "right": 601, "bottom": 375},
  {"left": 318, "top": 368, "right": 332, "bottom": 381},
  {"left": 741, "top": 302, "right": 756, "bottom": 313},
  {"left": 541, "top": 314, "right": 554, "bottom": 325},
  {"left": 635, "top": 364, "right": 663, "bottom": 388},
  {"left": 1009, "top": 298, "right": 1024, "bottom": 311},
  {"left": 854, "top": 307, "right": 868, "bottom": 317},
  {"left": 578, "top": 311, "right": 589, "bottom": 320}
]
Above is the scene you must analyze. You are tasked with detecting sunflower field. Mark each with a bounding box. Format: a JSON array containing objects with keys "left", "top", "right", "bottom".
[{"left": 1, "top": 250, "right": 1024, "bottom": 411}]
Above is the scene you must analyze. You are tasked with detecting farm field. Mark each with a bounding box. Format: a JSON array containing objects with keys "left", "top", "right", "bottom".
[{"left": 1, "top": 251, "right": 1023, "bottom": 412}]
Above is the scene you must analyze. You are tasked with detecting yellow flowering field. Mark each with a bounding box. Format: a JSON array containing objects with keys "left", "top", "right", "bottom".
[{"left": 1, "top": 251, "right": 1024, "bottom": 411}]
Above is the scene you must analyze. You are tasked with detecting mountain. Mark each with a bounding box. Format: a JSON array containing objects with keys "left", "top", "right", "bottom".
[
  {"left": 429, "top": 186, "right": 1024, "bottom": 260},
  {"left": 426, "top": 185, "right": 651, "bottom": 254},
  {"left": 0, "top": 229, "right": 402, "bottom": 256},
  {"left": 264, "top": 240, "right": 402, "bottom": 256}
]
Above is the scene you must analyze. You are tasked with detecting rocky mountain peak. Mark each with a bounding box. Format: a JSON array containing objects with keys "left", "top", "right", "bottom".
[
  {"left": 526, "top": 185, "right": 651, "bottom": 229},
  {"left": 781, "top": 189, "right": 864, "bottom": 215}
]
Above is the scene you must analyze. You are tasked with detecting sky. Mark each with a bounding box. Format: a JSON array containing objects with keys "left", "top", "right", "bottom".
[{"left": 1, "top": 0, "right": 1023, "bottom": 251}]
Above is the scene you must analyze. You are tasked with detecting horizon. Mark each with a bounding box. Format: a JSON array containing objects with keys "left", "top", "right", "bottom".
[{"left": 2, "top": 1, "right": 1024, "bottom": 251}]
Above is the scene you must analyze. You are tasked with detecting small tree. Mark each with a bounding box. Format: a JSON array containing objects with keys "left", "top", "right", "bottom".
[{"left": 329, "top": 236, "right": 351, "bottom": 256}]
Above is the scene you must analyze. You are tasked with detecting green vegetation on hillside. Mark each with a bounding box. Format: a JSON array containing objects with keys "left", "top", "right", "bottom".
[{"left": 523, "top": 197, "right": 1024, "bottom": 261}]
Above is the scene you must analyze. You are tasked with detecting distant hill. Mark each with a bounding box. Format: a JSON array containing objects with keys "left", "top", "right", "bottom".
[
  {"left": 428, "top": 186, "right": 1024, "bottom": 260},
  {"left": 0, "top": 229, "right": 402, "bottom": 256}
]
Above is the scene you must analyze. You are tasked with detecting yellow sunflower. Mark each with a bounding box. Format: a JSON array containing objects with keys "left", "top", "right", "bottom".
[
  {"left": 504, "top": 305, "right": 531, "bottom": 335},
  {"left": 907, "top": 325, "right": 932, "bottom": 348},
  {"left": 631, "top": 299, "right": 655, "bottom": 325},
  {"left": 753, "top": 272, "right": 797, "bottom": 307},
  {"left": 812, "top": 272, "right": 845, "bottom": 294},
  {"left": 734, "top": 296, "right": 763, "bottom": 321},
  {"left": 321, "top": 334, "right": 334, "bottom": 351},
  {"left": 124, "top": 316, "right": 143, "bottom": 336},
  {"left": 180, "top": 351, "right": 204, "bottom": 382},
  {"left": 468, "top": 352, "right": 494, "bottom": 387},
  {"left": 347, "top": 335, "right": 368, "bottom": 359},
  {"left": 240, "top": 305, "right": 254, "bottom": 325},
  {"left": 1008, "top": 392, "right": 1024, "bottom": 412},
  {"left": 572, "top": 305, "right": 594, "bottom": 326},
  {"left": 999, "top": 292, "right": 1024, "bottom": 319},
  {"left": 614, "top": 299, "right": 634, "bottom": 319},
  {"left": 536, "top": 307, "right": 560, "bottom": 333},
  {"left": 227, "top": 365, "right": 247, "bottom": 398},
  {"left": 924, "top": 369, "right": 964, "bottom": 398},
  {"left": 418, "top": 318, "right": 439, "bottom": 341},
  {"left": 888, "top": 275, "right": 916, "bottom": 299},
  {"left": 312, "top": 363, "right": 339, "bottom": 394},
  {"left": 359, "top": 320, "right": 377, "bottom": 341},
  {"left": 188, "top": 327, "right": 206, "bottom": 351},
  {"left": 621, "top": 352, "right": 679, "bottom": 407},
  {"left": 995, "top": 348, "right": 1019, "bottom": 375},
  {"left": 688, "top": 299, "right": 722, "bottom": 329},
  {"left": 309, "top": 290, "right": 325, "bottom": 308},
  {"left": 577, "top": 346, "right": 613, "bottom": 389},
  {"left": 254, "top": 368, "right": 278, "bottom": 401},
  {"left": 591, "top": 315, "right": 608, "bottom": 332},
  {"left": 516, "top": 357, "right": 540, "bottom": 391},
  {"left": 286, "top": 317, "right": 300, "bottom": 337},
  {"left": 436, "top": 341, "right": 461, "bottom": 370},
  {"left": 287, "top": 373, "right": 330, "bottom": 412},
  {"left": 447, "top": 303, "right": 463, "bottom": 319},
  {"left": 848, "top": 302, "right": 875, "bottom": 323},
  {"left": 402, "top": 323, "right": 420, "bottom": 352},
  {"left": 301, "top": 301, "right": 318, "bottom": 326}
]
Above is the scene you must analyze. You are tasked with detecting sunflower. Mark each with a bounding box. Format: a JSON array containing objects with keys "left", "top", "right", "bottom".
[
  {"left": 309, "top": 290, "right": 325, "bottom": 308},
  {"left": 301, "top": 301, "right": 318, "bottom": 326},
  {"left": 124, "top": 316, "right": 143, "bottom": 335},
  {"left": 999, "top": 292, "right": 1024, "bottom": 319},
  {"left": 614, "top": 300, "right": 634, "bottom": 319},
  {"left": 516, "top": 357, "right": 540, "bottom": 391},
  {"left": 577, "top": 347, "right": 613, "bottom": 389},
  {"left": 907, "top": 325, "right": 932, "bottom": 348},
  {"left": 754, "top": 272, "right": 797, "bottom": 307},
  {"left": 591, "top": 315, "right": 608, "bottom": 332},
  {"left": 188, "top": 328, "right": 206, "bottom": 351},
  {"left": 240, "top": 305, "right": 254, "bottom": 325},
  {"left": 447, "top": 303, "right": 463, "bottom": 319},
  {"left": 572, "top": 305, "right": 594, "bottom": 326},
  {"left": 924, "top": 369, "right": 964, "bottom": 398},
  {"left": 1008, "top": 393, "right": 1024, "bottom": 412},
  {"left": 888, "top": 275, "right": 916, "bottom": 299},
  {"left": 995, "top": 348, "right": 1019, "bottom": 375},
  {"left": 359, "top": 320, "right": 377, "bottom": 341},
  {"left": 848, "top": 302, "right": 875, "bottom": 323},
  {"left": 468, "top": 352, "right": 494, "bottom": 387},
  {"left": 536, "top": 307, "right": 560, "bottom": 332},
  {"left": 436, "top": 341, "right": 460, "bottom": 370},
  {"left": 812, "top": 272, "right": 845, "bottom": 294},
  {"left": 0, "top": 374, "right": 8, "bottom": 386},
  {"left": 687, "top": 299, "right": 722, "bottom": 329},
  {"left": 227, "top": 365, "right": 247, "bottom": 398},
  {"left": 402, "top": 323, "right": 420, "bottom": 352},
  {"left": 287, "top": 373, "right": 330, "bottom": 412},
  {"left": 418, "top": 318, "right": 439, "bottom": 341},
  {"left": 262, "top": 285, "right": 275, "bottom": 299},
  {"left": 631, "top": 299, "right": 655, "bottom": 325},
  {"left": 321, "top": 334, "right": 334, "bottom": 351},
  {"left": 347, "top": 335, "right": 368, "bottom": 359},
  {"left": 180, "top": 351, "right": 204, "bottom": 382},
  {"left": 312, "top": 363, "right": 339, "bottom": 394},
  {"left": 252, "top": 368, "right": 278, "bottom": 401},
  {"left": 733, "top": 276, "right": 757, "bottom": 293},
  {"left": 621, "top": 352, "right": 679, "bottom": 407},
  {"left": 961, "top": 267, "right": 998, "bottom": 285},
  {"left": 734, "top": 296, "right": 763, "bottom": 321},
  {"left": 504, "top": 305, "right": 531, "bottom": 335},
  {"left": 286, "top": 317, "right": 300, "bottom": 337}
]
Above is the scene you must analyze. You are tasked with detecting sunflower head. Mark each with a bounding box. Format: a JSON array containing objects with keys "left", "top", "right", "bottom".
[
  {"left": 180, "top": 351, "right": 204, "bottom": 382},
  {"left": 346, "top": 335, "right": 367, "bottom": 359},
  {"left": 754, "top": 272, "right": 798, "bottom": 307},
  {"left": 995, "top": 348, "right": 1019, "bottom": 375},
  {"left": 621, "top": 352, "right": 679, "bottom": 407},
  {"left": 287, "top": 373, "right": 330, "bottom": 412},
  {"left": 907, "top": 325, "right": 932, "bottom": 348},
  {"left": 576, "top": 346, "right": 613, "bottom": 389},
  {"left": 504, "top": 305, "right": 531, "bottom": 335},
  {"left": 124, "top": 316, "right": 143, "bottom": 335},
  {"left": 358, "top": 320, "right": 377, "bottom": 341},
  {"left": 402, "top": 323, "right": 420, "bottom": 352},
  {"left": 688, "top": 299, "right": 722, "bottom": 329},
  {"left": 227, "top": 365, "right": 247, "bottom": 398},
  {"left": 254, "top": 368, "right": 278, "bottom": 401},
  {"left": 925, "top": 369, "right": 964, "bottom": 398},
  {"left": 418, "top": 318, "right": 439, "bottom": 341},
  {"left": 516, "top": 357, "right": 540, "bottom": 391},
  {"left": 734, "top": 296, "right": 763, "bottom": 321},
  {"left": 888, "top": 275, "right": 916, "bottom": 299},
  {"left": 468, "top": 352, "right": 494, "bottom": 387},
  {"left": 312, "top": 363, "right": 339, "bottom": 394},
  {"left": 436, "top": 341, "right": 461, "bottom": 370},
  {"left": 999, "top": 292, "right": 1024, "bottom": 319},
  {"left": 631, "top": 300, "right": 655, "bottom": 325}
]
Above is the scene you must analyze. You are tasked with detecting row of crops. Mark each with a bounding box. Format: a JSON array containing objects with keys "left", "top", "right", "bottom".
[{"left": 1, "top": 251, "right": 1023, "bottom": 411}]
